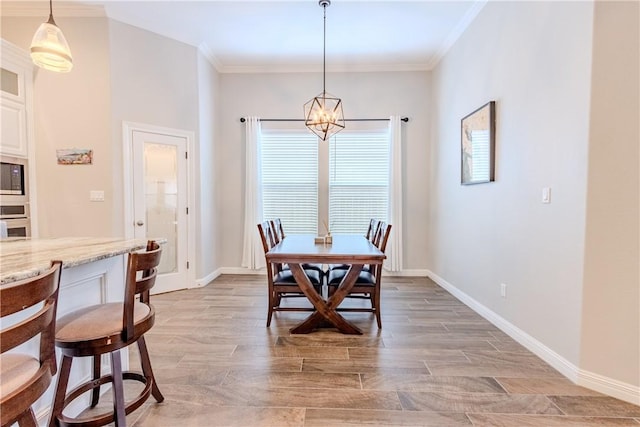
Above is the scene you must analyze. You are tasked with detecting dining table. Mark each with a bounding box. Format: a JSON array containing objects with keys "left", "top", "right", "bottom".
[{"left": 266, "top": 234, "right": 385, "bottom": 334}]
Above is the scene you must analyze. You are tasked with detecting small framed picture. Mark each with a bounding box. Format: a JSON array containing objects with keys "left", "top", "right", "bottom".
[
  {"left": 461, "top": 101, "right": 495, "bottom": 185},
  {"left": 56, "top": 149, "right": 93, "bottom": 165}
]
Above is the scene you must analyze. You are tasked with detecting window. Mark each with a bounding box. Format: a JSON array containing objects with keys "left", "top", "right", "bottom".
[
  {"left": 261, "top": 132, "right": 318, "bottom": 234},
  {"left": 261, "top": 129, "right": 389, "bottom": 235},
  {"left": 329, "top": 132, "right": 389, "bottom": 234}
]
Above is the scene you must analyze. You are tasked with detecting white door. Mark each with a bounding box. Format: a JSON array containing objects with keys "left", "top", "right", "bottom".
[{"left": 131, "top": 130, "right": 189, "bottom": 294}]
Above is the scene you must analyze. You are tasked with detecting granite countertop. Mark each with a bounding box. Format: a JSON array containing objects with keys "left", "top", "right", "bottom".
[{"left": 0, "top": 237, "right": 157, "bottom": 285}]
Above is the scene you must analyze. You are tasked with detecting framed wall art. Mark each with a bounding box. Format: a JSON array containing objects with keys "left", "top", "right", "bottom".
[
  {"left": 56, "top": 148, "right": 93, "bottom": 165},
  {"left": 461, "top": 101, "right": 495, "bottom": 185}
]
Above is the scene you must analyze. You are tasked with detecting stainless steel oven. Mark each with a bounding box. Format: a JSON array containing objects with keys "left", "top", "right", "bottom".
[
  {"left": 0, "top": 155, "right": 28, "bottom": 200},
  {"left": 0, "top": 156, "right": 31, "bottom": 238}
]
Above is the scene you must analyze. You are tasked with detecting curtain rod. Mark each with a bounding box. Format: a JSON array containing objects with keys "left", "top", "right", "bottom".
[{"left": 239, "top": 117, "right": 409, "bottom": 123}]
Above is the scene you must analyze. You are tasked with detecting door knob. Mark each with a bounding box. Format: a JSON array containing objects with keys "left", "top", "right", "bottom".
[{"left": 136, "top": 220, "right": 144, "bottom": 226}]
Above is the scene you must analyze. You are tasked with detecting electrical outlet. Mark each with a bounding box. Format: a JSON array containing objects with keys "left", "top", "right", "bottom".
[
  {"left": 89, "top": 190, "right": 105, "bottom": 202},
  {"left": 500, "top": 283, "right": 507, "bottom": 298}
]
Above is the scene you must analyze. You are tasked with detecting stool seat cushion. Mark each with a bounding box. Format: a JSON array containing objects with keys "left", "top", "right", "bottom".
[
  {"left": 56, "top": 302, "right": 151, "bottom": 343},
  {"left": 0, "top": 353, "right": 39, "bottom": 399}
]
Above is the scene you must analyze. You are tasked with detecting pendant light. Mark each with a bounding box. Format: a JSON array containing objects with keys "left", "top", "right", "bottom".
[
  {"left": 304, "top": 0, "right": 344, "bottom": 141},
  {"left": 30, "top": 0, "right": 73, "bottom": 73}
]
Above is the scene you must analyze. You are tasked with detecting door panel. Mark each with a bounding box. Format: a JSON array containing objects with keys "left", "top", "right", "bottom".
[{"left": 132, "top": 131, "right": 188, "bottom": 293}]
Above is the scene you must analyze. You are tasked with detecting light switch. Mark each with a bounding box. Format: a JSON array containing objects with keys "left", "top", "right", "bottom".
[
  {"left": 89, "top": 190, "right": 105, "bottom": 202},
  {"left": 542, "top": 187, "right": 551, "bottom": 204}
]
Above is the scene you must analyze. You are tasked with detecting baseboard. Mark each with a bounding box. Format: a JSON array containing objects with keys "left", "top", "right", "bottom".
[
  {"left": 577, "top": 368, "right": 640, "bottom": 405},
  {"left": 195, "top": 269, "right": 223, "bottom": 287},
  {"left": 384, "top": 268, "right": 429, "bottom": 277},
  {"left": 426, "top": 269, "right": 640, "bottom": 405},
  {"left": 217, "top": 267, "right": 266, "bottom": 275},
  {"left": 209, "top": 267, "right": 429, "bottom": 278}
]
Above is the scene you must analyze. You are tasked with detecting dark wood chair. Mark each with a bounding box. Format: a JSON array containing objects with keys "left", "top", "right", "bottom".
[
  {"left": 269, "top": 218, "right": 325, "bottom": 276},
  {"left": 1, "top": 261, "right": 62, "bottom": 427},
  {"left": 327, "top": 223, "right": 392, "bottom": 328},
  {"left": 258, "top": 222, "right": 323, "bottom": 327},
  {"left": 48, "top": 241, "right": 164, "bottom": 427},
  {"left": 329, "top": 218, "right": 380, "bottom": 272},
  {"left": 365, "top": 218, "right": 381, "bottom": 242}
]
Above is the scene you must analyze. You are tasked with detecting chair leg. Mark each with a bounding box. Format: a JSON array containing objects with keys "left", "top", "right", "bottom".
[
  {"left": 137, "top": 336, "right": 164, "bottom": 403},
  {"left": 48, "top": 355, "right": 73, "bottom": 427},
  {"left": 266, "top": 290, "right": 275, "bottom": 327},
  {"left": 90, "top": 355, "right": 102, "bottom": 407},
  {"left": 15, "top": 408, "right": 37, "bottom": 427},
  {"left": 110, "top": 350, "right": 127, "bottom": 427}
]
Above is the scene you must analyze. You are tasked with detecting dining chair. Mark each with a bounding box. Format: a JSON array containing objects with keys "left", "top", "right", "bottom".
[
  {"left": 48, "top": 241, "right": 164, "bottom": 427},
  {"left": 329, "top": 218, "right": 381, "bottom": 273},
  {"left": 365, "top": 218, "right": 380, "bottom": 242},
  {"left": 258, "top": 222, "right": 323, "bottom": 327},
  {"left": 1, "top": 261, "right": 62, "bottom": 427},
  {"left": 269, "top": 219, "right": 325, "bottom": 277},
  {"left": 327, "top": 222, "right": 392, "bottom": 328}
]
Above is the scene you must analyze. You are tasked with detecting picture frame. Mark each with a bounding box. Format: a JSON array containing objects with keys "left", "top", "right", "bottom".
[
  {"left": 461, "top": 101, "right": 495, "bottom": 185},
  {"left": 56, "top": 148, "right": 93, "bottom": 165}
]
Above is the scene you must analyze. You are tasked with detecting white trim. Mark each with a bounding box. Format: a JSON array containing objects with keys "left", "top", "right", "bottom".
[
  {"left": 577, "top": 369, "right": 640, "bottom": 406},
  {"left": 0, "top": 3, "right": 105, "bottom": 17},
  {"left": 427, "top": 269, "right": 640, "bottom": 405},
  {"left": 122, "top": 121, "right": 197, "bottom": 289},
  {"left": 217, "top": 62, "right": 431, "bottom": 74},
  {"left": 198, "top": 42, "right": 223, "bottom": 72},
  {"left": 426, "top": 0, "right": 488, "bottom": 70},
  {"left": 196, "top": 269, "right": 222, "bottom": 288}
]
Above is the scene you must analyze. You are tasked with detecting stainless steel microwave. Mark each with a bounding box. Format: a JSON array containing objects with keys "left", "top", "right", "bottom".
[{"left": 0, "top": 156, "right": 27, "bottom": 196}]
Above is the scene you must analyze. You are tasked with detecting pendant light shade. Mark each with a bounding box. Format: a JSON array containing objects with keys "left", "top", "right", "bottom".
[
  {"left": 30, "top": 0, "right": 73, "bottom": 73},
  {"left": 304, "top": 0, "right": 344, "bottom": 141}
]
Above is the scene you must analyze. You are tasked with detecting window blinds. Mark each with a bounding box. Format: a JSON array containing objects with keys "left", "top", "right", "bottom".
[
  {"left": 261, "top": 133, "right": 318, "bottom": 234},
  {"left": 329, "top": 131, "right": 389, "bottom": 234}
]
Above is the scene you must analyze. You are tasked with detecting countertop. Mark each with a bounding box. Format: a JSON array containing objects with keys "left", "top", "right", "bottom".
[{"left": 0, "top": 237, "right": 155, "bottom": 285}]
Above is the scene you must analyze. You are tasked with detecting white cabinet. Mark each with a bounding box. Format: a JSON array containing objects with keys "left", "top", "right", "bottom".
[{"left": 1, "top": 40, "right": 33, "bottom": 158}]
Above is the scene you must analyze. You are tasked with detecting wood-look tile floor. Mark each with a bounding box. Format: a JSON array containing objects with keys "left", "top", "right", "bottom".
[{"left": 88, "top": 275, "right": 640, "bottom": 426}]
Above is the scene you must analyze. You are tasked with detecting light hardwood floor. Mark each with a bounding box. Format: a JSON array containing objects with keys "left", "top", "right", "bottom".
[{"left": 90, "top": 275, "right": 639, "bottom": 426}]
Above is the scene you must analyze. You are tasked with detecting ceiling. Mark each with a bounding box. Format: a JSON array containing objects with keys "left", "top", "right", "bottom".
[{"left": 3, "top": 0, "right": 487, "bottom": 73}]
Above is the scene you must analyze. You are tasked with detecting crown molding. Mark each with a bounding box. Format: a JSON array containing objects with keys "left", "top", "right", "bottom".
[
  {"left": 217, "top": 62, "right": 431, "bottom": 74},
  {"left": 0, "top": 2, "right": 106, "bottom": 18},
  {"left": 198, "top": 42, "right": 224, "bottom": 72},
  {"left": 426, "top": 0, "right": 488, "bottom": 70}
]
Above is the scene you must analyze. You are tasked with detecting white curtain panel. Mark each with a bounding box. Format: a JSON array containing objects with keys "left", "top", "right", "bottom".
[
  {"left": 241, "top": 117, "right": 265, "bottom": 269},
  {"left": 387, "top": 116, "right": 403, "bottom": 272}
]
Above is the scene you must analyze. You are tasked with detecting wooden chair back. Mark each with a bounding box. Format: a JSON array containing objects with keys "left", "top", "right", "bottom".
[
  {"left": 1, "top": 261, "right": 62, "bottom": 427},
  {"left": 274, "top": 218, "right": 285, "bottom": 240},
  {"left": 365, "top": 218, "right": 379, "bottom": 241},
  {"left": 123, "top": 240, "right": 162, "bottom": 341}
]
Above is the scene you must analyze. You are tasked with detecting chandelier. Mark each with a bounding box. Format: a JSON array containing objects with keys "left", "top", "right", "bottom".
[{"left": 304, "top": 0, "right": 345, "bottom": 141}]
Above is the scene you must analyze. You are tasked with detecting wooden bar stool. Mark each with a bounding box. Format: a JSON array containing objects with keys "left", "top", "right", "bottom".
[
  {"left": 1, "top": 261, "right": 62, "bottom": 427},
  {"left": 48, "top": 241, "right": 163, "bottom": 427}
]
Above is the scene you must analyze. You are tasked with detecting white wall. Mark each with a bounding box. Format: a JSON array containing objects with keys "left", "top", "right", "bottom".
[
  {"left": 430, "top": 1, "right": 594, "bottom": 369},
  {"left": 2, "top": 17, "right": 114, "bottom": 237},
  {"left": 217, "top": 71, "right": 430, "bottom": 271},
  {"left": 581, "top": 1, "right": 640, "bottom": 393},
  {"left": 109, "top": 20, "right": 200, "bottom": 236},
  {"left": 2, "top": 16, "right": 218, "bottom": 286},
  {"left": 197, "top": 51, "right": 221, "bottom": 279},
  {"left": 430, "top": 0, "right": 640, "bottom": 402}
]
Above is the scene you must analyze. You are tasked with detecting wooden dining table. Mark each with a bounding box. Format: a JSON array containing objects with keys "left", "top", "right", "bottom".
[{"left": 266, "top": 234, "right": 385, "bottom": 334}]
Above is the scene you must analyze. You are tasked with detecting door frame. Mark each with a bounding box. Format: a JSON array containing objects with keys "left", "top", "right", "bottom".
[{"left": 122, "top": 121, "right": 196, "bottom": 289}]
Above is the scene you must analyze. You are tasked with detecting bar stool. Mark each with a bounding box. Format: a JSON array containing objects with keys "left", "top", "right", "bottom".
[
  {"left": 48, "top": 241, "right": 163, "bottom": 427},
  {"left": 1, "top": 261, "right": 62, "bottom": 427}
]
